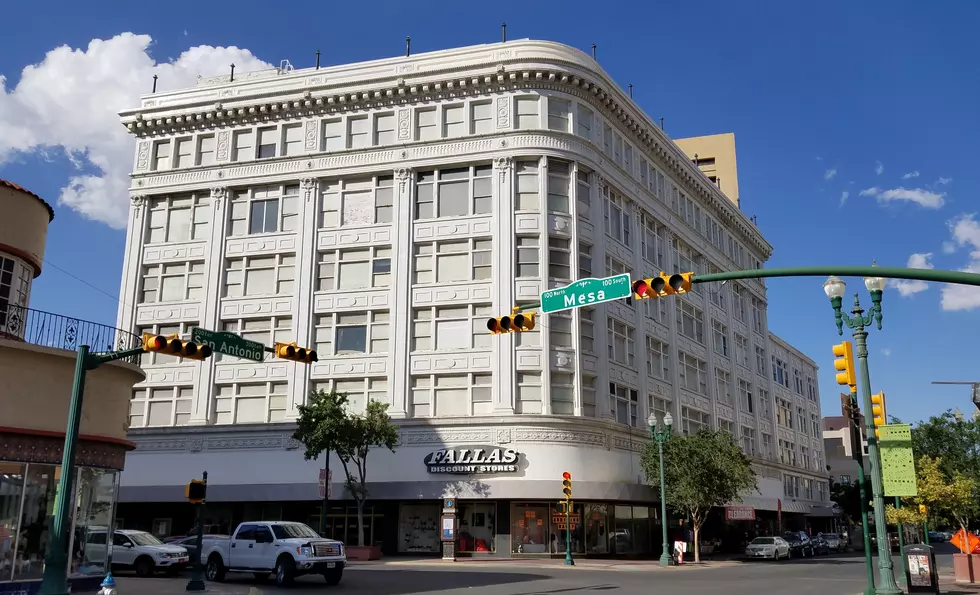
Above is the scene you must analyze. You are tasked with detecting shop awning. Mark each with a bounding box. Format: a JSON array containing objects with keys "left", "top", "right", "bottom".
[
  {"left": 728, "top": 497, "right": 780, "bottom": 512},
  {"left": 807, "top": 504, "right": 840, "bottom": 518}
]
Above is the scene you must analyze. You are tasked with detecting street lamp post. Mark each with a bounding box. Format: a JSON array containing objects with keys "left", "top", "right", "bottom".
[
  {"left": 823, "top": 271, "right": 902, "bottom": 595},
  {"left": 648, "top": 411, "right": 673, "bottom": 567}
]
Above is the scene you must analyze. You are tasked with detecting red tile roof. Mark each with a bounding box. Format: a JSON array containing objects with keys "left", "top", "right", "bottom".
[{"left": 0, "top": 179, "right": 55, "bottom": 222}]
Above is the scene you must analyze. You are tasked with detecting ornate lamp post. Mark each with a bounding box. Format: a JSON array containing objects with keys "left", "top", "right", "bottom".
[
  {"left": 823, "top": 269, "right": 902, "bottom": 595},
  {"left": 648, "top": 411, "right": 673, "bottom": 567}
]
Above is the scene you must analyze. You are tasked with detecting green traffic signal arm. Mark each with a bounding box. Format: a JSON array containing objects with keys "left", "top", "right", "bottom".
[{"left": 515, "top": 266, "right": 980, "bottom": 313}]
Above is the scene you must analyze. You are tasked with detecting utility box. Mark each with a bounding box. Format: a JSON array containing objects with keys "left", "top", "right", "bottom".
[{"left": 904, "top": 543, "right": 940, "bottom": 594}]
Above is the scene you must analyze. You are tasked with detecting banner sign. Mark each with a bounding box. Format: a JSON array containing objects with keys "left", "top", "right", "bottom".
[
  {"left": 878, "top": 424, "right": 918, "bottom": 497},
  {"left": 725, "top": 505, "right": 756, "bottom": 521},
  {"left": 424, "top": 446, "right": 521, "bottom": 474}
]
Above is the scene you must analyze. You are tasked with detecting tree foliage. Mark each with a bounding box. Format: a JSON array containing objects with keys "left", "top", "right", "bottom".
[
  {"left": 640, "top": 428, "right": 757, "bottom": 562},
  {"left": 292, "top": 390, "right": 399, "bottom": 546},
  {"left": 830, "top": 479, "right": 865, "bottom": 524},
  {"left": 884, "top": 456, "right": 978, "bottom": 532},
  {"left": 908, "top": 411, "right": 980, "bottom": 530}
]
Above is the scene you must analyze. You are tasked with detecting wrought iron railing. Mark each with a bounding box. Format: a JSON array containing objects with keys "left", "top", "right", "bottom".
[{"left": 0, "top": 303, "right": 142, "bottom": 365}]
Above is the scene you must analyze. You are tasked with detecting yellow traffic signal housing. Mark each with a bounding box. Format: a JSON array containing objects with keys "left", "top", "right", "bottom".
[
  {"left": 142, "top": 333, "right": 212, "bottom": 361},
  {"left": 919, "top": 504, "right": 928, "bottom": 515},
  {"left": 562, "top": 471, "right": 572, "bottom": 499},
  {"left": 832, "top": 341, "right": 856, "bottom": 388},
  {"left": 668, "top": 272, "right": 694, "bottom": 294},
  {"left": 632, "top": 278, "right": 657, "bottom": 299},
  {"left": 273, "top": 342, "right": 318, "bottom": 364},
  {"left": 185, "top": 479, "right": 207, "bottom": 504},
  {"left": 871, "top": 391, "right": 887, "bottom": 438},
  {"left": 487, "top": 308, "right": 535, "bottom": 334}
]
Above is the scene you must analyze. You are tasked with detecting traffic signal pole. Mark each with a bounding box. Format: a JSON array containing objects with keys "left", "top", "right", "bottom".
[
  {"left": 848, "top": 388, "right": 876, "bottom": 595},
  {"left": 186, "top": 472, "right": 208, "bottom": 591}
]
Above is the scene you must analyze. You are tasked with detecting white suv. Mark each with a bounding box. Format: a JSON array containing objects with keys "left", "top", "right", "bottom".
[{"left": 85, "top": 529, "right": 189, "bottom": 577}]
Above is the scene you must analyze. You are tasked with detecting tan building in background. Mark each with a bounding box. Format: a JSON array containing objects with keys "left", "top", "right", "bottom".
[
  {"left": 675, "top": 132, "right": 740, "bottom": 207},
  {"left": 0, "top": 179, "right": 145, "bottom": 589}
]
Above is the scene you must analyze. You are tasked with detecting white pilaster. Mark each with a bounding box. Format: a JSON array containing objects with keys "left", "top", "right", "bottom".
[
  {"left": 388, "top": 167, "right": 414, "bottom": 419},
  {"left": 116, "top": 195, "right": 147, "bottom": 335},
  {"left": 538, "top": 156, "right": 552, "bottom": 416},
  {"left": 592, "top": 175, "right": 614, "bottom": 422},
  {"left": 287, "top": 177, "right": 319, "bottom": 418},
  {"left": 189, "top": 186, "right": 229, "bottom": 426},
  {"left": 493, "top": 157, "right": 515, "bottom": 414}
]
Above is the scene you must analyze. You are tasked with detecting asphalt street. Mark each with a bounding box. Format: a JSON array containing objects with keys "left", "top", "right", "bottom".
[{"left": 112, "top": 551, "right": 977, "bottom": 595}]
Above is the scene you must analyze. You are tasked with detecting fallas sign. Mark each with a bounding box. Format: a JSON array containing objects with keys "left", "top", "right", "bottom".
[{"left": 423, "top": 446, "right": 521, "bottom": 475}]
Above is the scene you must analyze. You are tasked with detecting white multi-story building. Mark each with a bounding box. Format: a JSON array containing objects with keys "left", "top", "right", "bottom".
[{"left": 115, "top": 40, "right": 831, "bottom": 556}]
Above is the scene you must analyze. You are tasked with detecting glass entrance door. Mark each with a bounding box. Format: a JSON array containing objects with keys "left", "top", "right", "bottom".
[{"left": 585, "top": 504, "right": 609, "bottom": 555}]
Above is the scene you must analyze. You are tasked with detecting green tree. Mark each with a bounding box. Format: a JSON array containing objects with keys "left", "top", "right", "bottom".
[
  {"left": 830, "top": 479, "right": 864, "bottom": 524},
  {"left": 910, "top": 410, "right": 980, "bottom": 482},
  {"left": 640, "top": 428, "right": 757, "bottom": 562},
  {"left": 885, "top": 456, "right": 978, "bottom": 535},
  {"left": 292, "top": 390, "right": 399, "bottom": 546}
]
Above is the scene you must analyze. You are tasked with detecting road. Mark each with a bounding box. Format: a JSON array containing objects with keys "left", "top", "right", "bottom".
[{"left": 114, "top": 552, "right": 975, "bottom": 595}]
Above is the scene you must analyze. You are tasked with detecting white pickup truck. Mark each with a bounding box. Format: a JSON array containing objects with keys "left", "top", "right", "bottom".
[{"left": 202, "top": 521, "right": 346, "bottom": 587}]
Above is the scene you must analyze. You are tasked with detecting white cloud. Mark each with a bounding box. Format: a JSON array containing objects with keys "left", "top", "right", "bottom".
[
  {"left": 937, "top": 177, "right": 953, "bottom": 185},
  {"left": 824, "top": 168, "right": 837, "bottom": 180},
  {"left": 839, "top": 190, "right": 849, "bottom": 206},
  {"left": 858, "top": 186, "right": 945, "bottom": 209},
  {"left": 941, "top": 214, "right": 980, "bottom": 311},
  {"left": 943, "top": 241, "right": 958, "bottom": 254},
  {"left": 875, "top": 160, "right": 884, "bottom": 175},
  {"left": 902, "top": 171, "right": 920, "bottom": 179},
  {"left": 890, "top": 253, "right": 932, "bottom": 296},
  {"left": 0, "top": 33, "right": 272, "bottom": 228},
  {"left": 881, "top": 348, "right": 892, "bottom": 357}
]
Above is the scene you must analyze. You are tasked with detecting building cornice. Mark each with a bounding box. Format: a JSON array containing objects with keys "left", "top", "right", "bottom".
[{"left": 119, "top": 40, "right": 771, "bottom": 258}]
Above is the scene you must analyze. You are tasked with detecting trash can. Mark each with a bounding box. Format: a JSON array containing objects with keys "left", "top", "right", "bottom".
[{"left": 903, "top": 543, "right": 940, "bottom": 594}]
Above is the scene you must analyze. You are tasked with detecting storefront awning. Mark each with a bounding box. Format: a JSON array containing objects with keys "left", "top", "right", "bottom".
[
  {"left": 728, "top": 497, "right": 780, "bottom": 512},
  {"left": 807, "top": 504, "right": 839, "bottom": 518}
]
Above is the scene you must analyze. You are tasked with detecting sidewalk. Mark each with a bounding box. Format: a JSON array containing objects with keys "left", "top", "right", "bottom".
[{"left": 352, "top": 556, "right": 740, "bottom": 571}]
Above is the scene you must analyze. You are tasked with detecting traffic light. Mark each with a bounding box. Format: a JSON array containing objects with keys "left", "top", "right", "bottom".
[
  {"left": 487, "top": 308, "right": 535, "bottom": 334},
  {"left": 632, "top": 278, "right": 658, "bottom": 299},
  {"left": 142, "top": 333, "right": 213, "bottom": 361},
  {"left": 871, "top": 391, "right": 887, "bottom": 438},
  {"left": 562, "top": 471, "right": 572, "bottom": 499},
  {"left": 273, "top": 342, "right": 318, "bottom": 364},
  {"left": 919, "top": 504, "right": 928, "bottom": 515},
  {"left": 185, "top": 479, "right": 206, "bottom": 504},
  {"left": 667, "top": 272, "right": 694, "bottom": 294},
  {"left": 832, "top": 341, "right": 856, "bottom": 388}
]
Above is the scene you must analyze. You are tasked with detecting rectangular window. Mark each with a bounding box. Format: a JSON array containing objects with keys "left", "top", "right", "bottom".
[
  {"left": 758, "top": 388, "right": 771, "bottom": 421},
  {"left": 197, "top": 135, "right": 216, "bottom": 166},
  {"left": 755, "top": 345, "right": 767, "bottom": 377},
  {"left": 416, "top": 107, "right": 438, "bottom": 141},
  {"left": 471, "top": 101, "right": 493, "bottom": 134},
  {"left": 374, "top": 112, "right": 396, "bottom": 145},
  {"left": 414, "top": 165, "right": 493, "bottom": 220},
  {"left": 323, "top": 119, "right": 344, "bottom": 151},
  {"left": 577, "top": 168, "right": 591, "bottom": 217},
  {"left": 443, "top": 104, "right": 466, "bottom": 137},
  {"left": 602, "top": 122, "right": 612, "bottom": 156},
  {"left": 579, "top": 308, "right": 595, "bottom": 354},
  {"left": 515, "top": 237, "right": 540, "bottom": 278},
  {"left": 313, "top": 311, "right": 390, "bottom": 356},
  {"left": 676, "top": 301, "right": 705, "bottom": 344},
  {"left": 609, "top": 382, "right": 639, "bottom": 427},
  {"left": 645, "top": 336, "right": 669, "bottom": 380},
  {"left": 731, "top": 284, "right": 746, "bottom": 322},
  {"left": 712, "top": 320, "right": 729, "bottom": 358},
  {"left": 412, "top": 238, "right": 491, "bottom": 284},
  {"left": 607, "top": 318, "right": 636, "bottom": 367},
  {"left": 316, "top": 246, "right": 392, "bottom": 291},
  {"left": 603, "top": 185, "right": 631, "bottom": 246},
  {"left": 515, "top": 96, "right": 539, "bottom": 129},
  {"left": 548, "top": 237, "right": 571, "bottom": 280},
  {"left": 578, "top": 243, "right": 592, "bottom": 279},
  {"left": 232, "top": 129, "right": 253, "bottom": 161},
  {"left": 678, "top": 352, "right": 708, "bottom": 395},
  {"left": 794, "top": 369, "right": 804, "bottom": 395},
  {"left": 145, "top": 193, "right": 212, "bottom": 243},
  {"left": 807, "top": 375, "right": 817, "bottom": 401},
  {"left": 516, "top": 372, "right": 543, "bottom": 414},
  {"left": 320, "top": 175, "right": 394, "bottom": 228},
  {"left": 549, "top": 311, "right": 573, "bottom": 348},
  {"left": 515, "top": 160, "right": 540, "bottom": 211},
  {"left": 752, "top": 297, "right": 765, "bottom": 334},
  {"left": 152, "top": 140, "right": 171, "bottom": 170},
  {"left": 316, "top": 377, "right": 390, "bottom": 415},
  {"left": 547, "top": 159, "right": 571, "bottom": 213},
  {"left": 613, "top": 133, "right": 622, "bottom": 165},
  {"left": 547, "top": 98, "right": 570, "bottom": 132},
  {"left": 223, "top": 253, "right": 295, "bottom": 298},
  {"left": 257, "top": 127, "right": 277, "bottom": 159},
  {"left": 174, "top": 137, "right": 193, "bottom": 168},
  {"left": 212, "top": 382, "right": 290, "bottom": 424},
  {"left": 772, "top": 356, "right": 790, "bottom": 388},
  {"left": 681, "top": 406, "right": 710, "bottom": 435},
  {"left": 734, "top": 334, "right": 749, "bottom": 368},
  {"left": 776, "top": 398, "right": 793, "bottom": 429},
  {"left": 411, "top": 304, "right": 493, "bottom": 352},
  {"left": 140, "top": 261, "right": 206, "bottom": 303},
  {"left": 577, "top": 104, "right": 593, "bottom": 139},
  {"left": 581, "top": 375, "right": 597, "bottom": 417},
  {"left": 283, "top": 124, "right": 303, "bottom": 156},
  {"left": 715, "top": 369, "right": 732, "bottom": 406},
  {"left": 623, "top": 143, "right": 633, "bottom": 174},
  {"left": 738, "top": 379, "right": 753, "bottom": 414},
  {"left": 219, "top": 316, "right": 292, "bottom": 363},
  {"left": 641, "top": 215, "right": 665, "bottom": 268},
  {"left": 551, "top": 372, "right": 575, "bottom": 415},
  {"left": 604, "top": 255, "right": 628, "bottom": 276},
  {"left": 762, "top": 433, "right": 774, "bottom": 460},
  {"left": 130, "top": 386, "right": 195, "bottom": 427},
  {"left": 347, "top": 116, "right": 370, "bottom": 149},
  {"left": 228, "top": 184, "right": 300, "bottom": 236},
  {"left": 741, "top": 426, "right": 756, "bottom": 457}
]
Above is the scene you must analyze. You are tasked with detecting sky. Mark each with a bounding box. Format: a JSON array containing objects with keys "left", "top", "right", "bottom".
[{"left": 1, "top": 0, "right": 979, "bottom": 424}]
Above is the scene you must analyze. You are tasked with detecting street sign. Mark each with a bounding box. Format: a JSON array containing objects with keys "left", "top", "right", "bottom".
[
  {"left": 540, "top": 274, "right": 631, "bottom": 314},
  {"left": 879, "top": 424, "right": 918, "bottom": 497},
  {"left": 318, "top": 468, "right": 332, "bottom": 499},
  {"left": 191, "top": 327, "right": 265, "bottom": 363}
]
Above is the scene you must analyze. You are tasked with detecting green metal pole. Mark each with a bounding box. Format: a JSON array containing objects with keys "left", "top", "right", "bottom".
[
  {"left": 564, "top": 500, "right": 574, "bottom": 566},
  {"left": 657, "top": 437, "right": 671, "bottom": 566},
  {"left": 895, "top": 497, "right": 907, "bottom": 586},
  {"left": 923, "top": 519, "right": 930, "bottom": 546},
  {"left": 38, "top": 345, "right": 91, "bottom": 595},
  {"left": 853, "top": 323, "right": 902, "bottom": 594},
  {"left": 186, "top": 471, "right": 208, "bottom": 591},
  {"left": 850, "top": 389, "right": 876, "bottom": 595}
]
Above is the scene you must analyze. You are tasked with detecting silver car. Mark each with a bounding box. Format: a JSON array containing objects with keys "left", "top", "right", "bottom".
[
  {"left": 745, "top": 536, "right": 791, "bottom": 560},
  {"left": 821, "top": 533, "right": 842, "bottom": 552}
]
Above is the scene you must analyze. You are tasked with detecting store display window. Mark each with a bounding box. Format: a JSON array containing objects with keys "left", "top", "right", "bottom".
[
  {"left": 457, "top": 502, "right": 496, "bottom": 553},
  {"left": 398, "top": 503, "right": 440, "bottom": 553},
  {"left": 510, "top": 503, "right": 549, "bottom": 554},
  {"left": 548, "top": 502, "right": 585, "bottom": 554}
]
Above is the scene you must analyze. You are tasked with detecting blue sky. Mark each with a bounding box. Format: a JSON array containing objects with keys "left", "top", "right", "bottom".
[{"left": 1, "top": 0, "right": 978, "bottom": 423}]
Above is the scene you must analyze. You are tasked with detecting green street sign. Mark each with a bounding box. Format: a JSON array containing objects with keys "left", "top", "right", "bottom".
[
  {"left": 540, "top": 274, "right": 632, "bottom": 314},
  {"left": 191, "top": 327, "right": 266, "bottom": 363}
]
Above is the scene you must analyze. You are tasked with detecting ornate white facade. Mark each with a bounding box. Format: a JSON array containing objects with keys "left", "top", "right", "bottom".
[{"left": 115, "top": 40, "right": 828, "bottom": 513}]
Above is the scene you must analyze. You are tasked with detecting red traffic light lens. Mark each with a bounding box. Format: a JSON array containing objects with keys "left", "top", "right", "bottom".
[
  {"left": 562, "top": 471, "right": 571, "bottom": 480},
  {"left": 632, "top": 280, "right": 649, "bottom": 296},
  {"left": 150, "top": 336, "right": 167, "bottom": 350}
]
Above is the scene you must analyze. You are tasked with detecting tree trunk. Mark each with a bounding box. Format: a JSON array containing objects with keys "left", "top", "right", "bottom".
[
  {"left": 356, "top": 497, "right": 366, "bottom": 546},
  {"left": 693, "top": 525, "right": 700, "bottom": 563}
]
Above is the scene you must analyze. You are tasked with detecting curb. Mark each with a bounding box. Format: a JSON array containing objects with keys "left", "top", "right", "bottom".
[{"left": 355, "top": 559, "right": 740, "bottom": 571}]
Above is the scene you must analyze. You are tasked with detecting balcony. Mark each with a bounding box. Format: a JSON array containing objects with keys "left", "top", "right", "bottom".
[{"left": 0, "top": 303, "right": 142, "bottom": 365}]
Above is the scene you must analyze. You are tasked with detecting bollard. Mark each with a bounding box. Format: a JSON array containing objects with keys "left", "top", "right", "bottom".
[{"left": 99, "top": 573, "right": 118, "bottom": 595}]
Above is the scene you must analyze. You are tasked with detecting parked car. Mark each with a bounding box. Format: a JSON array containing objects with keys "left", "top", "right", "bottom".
[
  {"left": 202, "top": 521, "right": 346, "bottom": 587},
  {"left": 744, "top": 536, "right": 791, "bottom": 560},
  {"left": 84, "top": 528, "right": 189, "bottom": 577},
  {"left": 811, "top": 535, "right": 831, "bottom": 555},
  {"left": 783, "top": 531, "right": 815, "bottom": 557},
  {"left": 820, "top": 533, "right": 842, "bottom": 552},
  {"left": 164, "top": 525, "right": 223, "bottom": 543}
]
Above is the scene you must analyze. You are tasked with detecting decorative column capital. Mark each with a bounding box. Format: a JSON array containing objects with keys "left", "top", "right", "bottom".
[
  {"left": 493, "top": 157, "right": 514, "bottom": 172},
  {"left": 130, "top": 194, "right": 147, "bottom": 216},
  {"left": 395, "top": 167, "right": 413, "bottom": 192},
  {"left": 210, "top": 186, "right": 229, "bottom": 210},
  {"left": 301, "top": 177, "right": 318, "bottom": 201}
]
